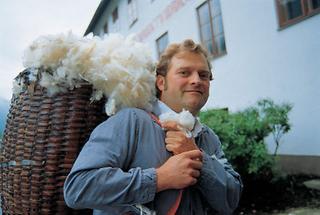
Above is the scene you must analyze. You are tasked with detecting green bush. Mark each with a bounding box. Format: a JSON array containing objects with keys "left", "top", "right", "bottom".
[{"left": 200, "top": 98, "right": 292, "bottom": 178}]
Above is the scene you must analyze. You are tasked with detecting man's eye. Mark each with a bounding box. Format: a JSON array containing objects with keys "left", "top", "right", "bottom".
[
  {"left": 179, "top": 71, "right": 189, "bottom": 76},
  {"left": 199, "top": 72, "right": 210, "bottom": 80}
]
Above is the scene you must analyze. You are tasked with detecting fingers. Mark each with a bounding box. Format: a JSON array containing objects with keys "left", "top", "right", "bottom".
[
  {"left": 189, "top": 159, "right": 203, "bottom": 169},
  {"left": 165, "top": 136, "right": 185, "bottom": 146},
  {"left": 165, "top": 138, "right": 198, "bottom": 155},
  {"left": 181, "top": 150, "right": 203, "bottom": 160},
  {"left": 157, "top": 151, "right": 203, "bottom": 189},
  {"left": 161, "top": 121, "right": 181, "bottom": 131},
  {"left": 165, "top": 143, "right": 174, "bottom": 153},
  {"left": 166, "top": 130, "right": 183, "bottom": 137},
  {"left": 190, "top": 169, "right": 201, "bottom": 178},
  {"left": 189, "top": 178, "right": 198, "bottom": 186}
]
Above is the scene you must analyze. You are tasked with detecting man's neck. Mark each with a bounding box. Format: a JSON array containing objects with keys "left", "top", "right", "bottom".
[
  {"left": 152, "top": 99, "right": 204, "bottom": 137},
  {"left": 156, "top": 100, "right": 199, "bottom": 116}
]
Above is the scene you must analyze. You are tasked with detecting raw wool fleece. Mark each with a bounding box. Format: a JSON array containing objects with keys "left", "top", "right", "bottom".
[
  {"left": 159, "top": 109, "right": 195, "bottom": 131},
  {"left": 20, "top": 32, "right": 156, "bottom": 116},
  {"left": 159, "top": 109, "right": 196, "bottom": 138}
]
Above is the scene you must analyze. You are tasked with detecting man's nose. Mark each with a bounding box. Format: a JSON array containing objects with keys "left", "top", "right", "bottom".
[{"left": 190, "top": 72, "right": 201, "bottom": 84}]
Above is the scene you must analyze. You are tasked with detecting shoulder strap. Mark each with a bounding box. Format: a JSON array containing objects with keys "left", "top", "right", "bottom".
[
  {"left": 166, "top": 190, "right": 183, "bottom": 215},
  {"left": 148, "top": 111, "right": 183, "bottom": 215},
  {"left": 148, "top": 112, "right": 162, "bottom": 126}
]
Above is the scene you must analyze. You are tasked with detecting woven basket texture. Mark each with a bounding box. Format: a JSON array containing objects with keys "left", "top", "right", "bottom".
[{"left": 0, "top": 69, "right": 107, "bottom": 214}]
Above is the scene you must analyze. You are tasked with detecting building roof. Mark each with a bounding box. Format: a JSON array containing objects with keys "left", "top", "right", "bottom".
[{"left": 84, "top": 0, "right": 111, "bottom": 36}]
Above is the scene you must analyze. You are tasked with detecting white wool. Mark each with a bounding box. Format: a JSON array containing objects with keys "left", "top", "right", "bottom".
[
  {"left": 21, "top": 32, "right": 156, "bottom": 115},
  {"left": 28, "top": 68, "right": 39, "bottom": 82},
  {"left": 159, "top": 109, "right": 196, "bottom": 132},
  {"left": 178, "top": 110, "right": 196, "bottom": 131},
  {"left": 23, "top": 32, "right": 79, "bottom": 70}
]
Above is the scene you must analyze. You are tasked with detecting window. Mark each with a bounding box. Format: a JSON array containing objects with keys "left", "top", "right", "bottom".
[
  {"left": 276, "top": 0, "right": 320, "bottom": 28},
  {"left": 197, "top": 0, "right": 226, "bottom": 57},
  {"left": 103, "top": 22, "right": 108, "bottom": 34},
  {"left": 156, "top": 32, "right": 169, "bottom": 58},
  {"left": 128, "top": 0, "right": 138, "bottom": 27},
  {"left": 312, "top": 0, "right": 320, "bottom": 9},
  {"left": 111, "top": 7, "right": 120, "bottom": 32},
  {"left": 112, "top": 7, "right": 118, "bottom": 23}
]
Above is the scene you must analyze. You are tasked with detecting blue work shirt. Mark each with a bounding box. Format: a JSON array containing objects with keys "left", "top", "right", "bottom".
[{"left": 64, "top": 102, "right": 242, "bottom": 214}]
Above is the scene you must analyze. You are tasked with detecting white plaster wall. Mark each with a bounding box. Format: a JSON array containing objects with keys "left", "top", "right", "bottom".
[
  {"left": 93, "top": 0, "right": 320, "bottom": 155},
  {"left": 207, "top": 1, "right": 320, "bottom": 155}
]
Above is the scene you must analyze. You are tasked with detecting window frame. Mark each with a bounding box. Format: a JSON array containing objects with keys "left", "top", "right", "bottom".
[
  {"left": 196, "top": 0, "right": 227, "bottom": 58},
  {"left": 275, "top": 0, "right": 320, "bottom": 29}
]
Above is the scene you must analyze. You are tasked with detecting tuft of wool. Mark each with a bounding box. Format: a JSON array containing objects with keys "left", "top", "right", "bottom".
[
  {"left": 20, "top": 32, "right": 156, "bottom": 115},
  {"left": 159, "top": 109, "right": 196, "bottom": 137}
]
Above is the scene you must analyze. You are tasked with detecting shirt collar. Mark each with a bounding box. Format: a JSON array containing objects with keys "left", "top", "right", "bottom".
[
  {"left": 152, "top": 100, "right": 172, "bottom": 116},
  {"left": 152, "top": 100, "right": 203, "bottom": 137}
]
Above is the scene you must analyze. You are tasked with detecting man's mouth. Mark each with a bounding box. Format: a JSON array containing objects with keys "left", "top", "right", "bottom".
[{"left": 184, "top": 90, "right": 203, "bottom": 95}]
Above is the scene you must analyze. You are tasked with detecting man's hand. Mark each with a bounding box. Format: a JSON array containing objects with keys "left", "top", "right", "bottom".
[
  {"left": 156, "top": 150, "right": 203, "bottom": 192},
  {"left": 162, "top": 121, "right": 199, "bottom": 155}
]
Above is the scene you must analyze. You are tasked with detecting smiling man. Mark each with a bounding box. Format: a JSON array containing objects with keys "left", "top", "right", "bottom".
[
  {"left": 156, "top": 44, "right": 211, "bottom": 116},
  {"left": 64, "top": 39, "right": 242, "bottom": 215}
]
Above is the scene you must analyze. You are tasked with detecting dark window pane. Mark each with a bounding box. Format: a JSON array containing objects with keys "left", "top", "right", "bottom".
[
  {"left": 279, "top": 0, "right": 302, "bottom": 20},
  {"left": 112, "top": 8, "right": 118, "bottom": 23},
  {"left": 205, "top": 40, "right": 214, "bottom": 55},
  {"left": 201, "top": 23, "right": 212, "bottom": 41},
  {"left": 163, "top": 34, "right": 168, "bottom": 47},
  {"left": 104, "top": 22, "right": 108, "bottom": 33},
  {"left": 312, "top": 0, "right": 320, "bottom": 9},
  {"left": 212, "top": 15, "right": 223, "bottom": 35},
  {"left": 214, "top": 34, "right": 226, "bottom": 54},
  {"left": 287, "top": 0, "right": 302, "bottom": 19},
  {"left": 198, "top": 3, "right": 210, "bottom": 25},
  {"left": 210, "top": 0, "right": 221, "bottom": 16},
  {"left": 156, "top": 33, "right": 169, "bottom": 58}
]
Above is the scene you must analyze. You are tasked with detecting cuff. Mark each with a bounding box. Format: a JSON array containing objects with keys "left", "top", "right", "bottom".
[
  {"left": 198, "top": 152, "right": 226, "bottom": 187},
  {"left": 140, "top": 168, "right": 157, "bottom": 203}
]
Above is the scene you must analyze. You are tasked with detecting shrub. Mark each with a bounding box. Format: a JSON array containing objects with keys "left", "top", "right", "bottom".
[{"left": 199, "top": 98, "right": 292, "bottom": 179}]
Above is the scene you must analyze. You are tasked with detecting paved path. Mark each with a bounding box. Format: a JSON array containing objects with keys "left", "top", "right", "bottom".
[
  {"left": 274, "top": 207, "right": 320, "bottom": 215},
  {"left": 303, "top": 179, "right": 320, "bottom": 191}
]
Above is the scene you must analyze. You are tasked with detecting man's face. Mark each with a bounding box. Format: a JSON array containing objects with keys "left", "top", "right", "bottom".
[{"left": 157, "top": 51, "right": 210, "bottom": 115}]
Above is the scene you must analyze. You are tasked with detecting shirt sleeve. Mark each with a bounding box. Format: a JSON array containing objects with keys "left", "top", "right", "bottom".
[
  {"left": 196, "top": 129, "right": 243, "bottom": 214},
  {"left": 63, "top": 108, "right": 157, "bottom": 210}
]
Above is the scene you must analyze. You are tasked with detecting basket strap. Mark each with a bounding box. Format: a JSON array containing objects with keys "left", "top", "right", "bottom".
[
  {"left": 148, "top": 112, "right": 162, "bottom": 126},
  {"left": 166, "top": 190, "right": 183, "bottom": 215}
]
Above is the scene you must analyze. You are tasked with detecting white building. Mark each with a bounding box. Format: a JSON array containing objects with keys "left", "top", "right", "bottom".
[{"left": 85, "top": 0, "right": 320, "bottom": 157}]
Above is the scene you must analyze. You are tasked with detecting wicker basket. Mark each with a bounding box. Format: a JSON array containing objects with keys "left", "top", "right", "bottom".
[{"left": 0, "top": 69, "right": 107, "bottom": 214}]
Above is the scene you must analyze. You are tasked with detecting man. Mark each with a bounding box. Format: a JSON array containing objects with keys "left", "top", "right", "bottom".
[{"left": 64, "top": 39, "right": 242, "bottom": 214}]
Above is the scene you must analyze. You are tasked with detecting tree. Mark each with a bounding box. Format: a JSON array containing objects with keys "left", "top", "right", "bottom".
[
  {"left": 199, "top": 98, "right": 292, "bottom": 177},
  {"left": 256, "top": 99, "right": 292, "bottom": 155}
]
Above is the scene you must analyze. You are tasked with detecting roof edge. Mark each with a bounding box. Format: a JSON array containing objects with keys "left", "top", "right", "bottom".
[{"left": 84, "top": 0, "right": 111, "bottom": 36}]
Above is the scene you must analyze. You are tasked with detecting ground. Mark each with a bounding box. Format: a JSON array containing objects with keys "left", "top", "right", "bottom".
[
  {"left": 271, "top": 208, "right": 320, "bottom": 215},
  {"left": 235, "top": 174, "right": 320, "bottom": 215}
]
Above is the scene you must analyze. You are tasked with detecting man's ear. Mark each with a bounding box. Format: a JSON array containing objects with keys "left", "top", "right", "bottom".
[{"left": 156, "top": 75, "right": 165, "bottom": 92}]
